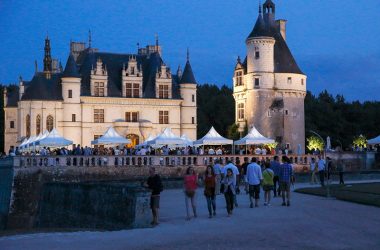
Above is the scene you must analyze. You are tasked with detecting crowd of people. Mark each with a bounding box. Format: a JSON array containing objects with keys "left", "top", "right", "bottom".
[{"left": 144, "top": 155, "right": 297, "bottom": 226}]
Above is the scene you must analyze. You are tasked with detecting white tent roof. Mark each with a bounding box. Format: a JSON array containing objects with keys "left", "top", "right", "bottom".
[
  {"left": 234, "top": 126, "right": 275, "bottom": 145},
  {"left": 37, "top": 128, "right": 73, "bottom": 147},
  {"left": 147, "top": 128, "right": 185, "bottom": 146},
  {"left": 91, "top": 127, "right": 131, "bottom": 145},
  {"left": 26, "top": 135, "right": 38, "bottom": 148},
  {"left": 368, "top": 135, "right": 380, "bottom": 145},
  {"left": 193, "top": 127, "right": 233, "bottom": 146},
  {"left": 19, "top": 138, "right": 29, "bottom": 149},
  {"left": 181, "top": 134, "right": 193, "bottom": 146}
]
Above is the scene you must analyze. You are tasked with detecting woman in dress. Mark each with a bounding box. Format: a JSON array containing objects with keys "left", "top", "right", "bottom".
[
  {"left": 204, "top": 165, "right": 216, "bottom": 218},
  {"left": 184, "top": 166, "right": 198, "bottom": 220},
  {"left": 222, "top": 168, "right": 236, "bottom": 217}
]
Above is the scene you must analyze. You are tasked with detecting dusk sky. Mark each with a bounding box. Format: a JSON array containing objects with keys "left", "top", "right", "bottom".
[{"left": 0, "top": 0, "right": 379, "bottom": 101}]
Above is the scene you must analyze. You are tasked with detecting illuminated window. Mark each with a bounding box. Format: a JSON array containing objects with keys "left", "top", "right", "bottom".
[
  {"left": 94, "top": 109, "right": 104, "bottom": 123},
  {"left": 36, "top": 115, "right": 41, "bottom": 134},
  {"left": 236, "top": 71, "right": 243, "bottom": 86},
  {"left": 125, "top": 112, "right": 138, "bottom": 122},
  {"left": 46, "top": 115, "right": 54, "bottom": 132},
  {"left": 159, "top": 85, "right": 169, "bottom": 99},
  {"left": 238, "top": 103, "right": 244, "bottom": 120},
  {"left": 126, "top": 83, "right": 140, "bottom": 98},
  {"left": 159, "top": 111, "right": 169, "bottom": 124},
  {"left": 94, "top": 82, "right": 105, "bottom": 96}
]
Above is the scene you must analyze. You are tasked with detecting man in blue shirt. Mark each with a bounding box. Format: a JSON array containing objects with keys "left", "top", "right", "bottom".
[
  {"left": 270, "top": 156, "right": 281, "bottom": 197},
  {"left": 246, "top": 157, "right": 263, "bottom": 208},
  {"left": 279, "top": 156, "right": 293, "bottom": 206}
]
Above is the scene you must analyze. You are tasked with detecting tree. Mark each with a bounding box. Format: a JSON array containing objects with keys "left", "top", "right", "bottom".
[
  {"left": 353, "top": 135, "right": 367, "bottom": 148},
  {"left": 307, "top": 136, "right": 324, "bottom": 152}
]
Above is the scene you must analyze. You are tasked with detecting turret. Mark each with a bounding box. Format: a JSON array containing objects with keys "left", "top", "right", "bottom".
[
  {"left": 263, "top": 0, "right": 275, "bottom": 26},
  {"left": 43, "top": 36, "right": 52, "bottom": 78},
  {"left": 61, "top": 53, "right": 81, "bottom": 103}
]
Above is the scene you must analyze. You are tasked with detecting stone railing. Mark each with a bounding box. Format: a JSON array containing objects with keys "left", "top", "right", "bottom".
[{"left": 12, "top": 154, "right": 311, "bottom": 169}]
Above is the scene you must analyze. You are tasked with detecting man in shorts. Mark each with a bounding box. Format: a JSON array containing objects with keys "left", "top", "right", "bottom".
[
  {"left": 279, "top": 156, "right": 293, "bottom": 206},
  {"left": 145, "top": 167, "right": 163, "bottom": 226},
  {"left": 246, "top": 157, "right": 263, "bottom": 208}
]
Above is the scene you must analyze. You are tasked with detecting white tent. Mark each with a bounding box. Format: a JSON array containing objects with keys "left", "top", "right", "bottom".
[
  {"left": 91, "top": 126, "right": 131, "bottom": 145},
  {"left": 147, "top": 128, "right": 185, "bottom": 147},
  {"left": 193, "top": 127, "right": 233, "bottom": 146},
  {"left": 18, "top": 138, "right": 29, "bottom": 150},
  {"left": 136, "top": 134, "right": 157, "bottom": 148},
  {"left": 37, "top": 128, "right": 73, "bottom": 147},
  {"left": 234, "top": 126, "right": 275, "bottom": 145},
  {"left": 181, "top": 134, "right": 193, "bottom": 146},
  {"left": 368, "top": 135, "right": 380, "bottom": 145},
  {"left": 26, "top": 135, "right": 38, "bottom": 148}
]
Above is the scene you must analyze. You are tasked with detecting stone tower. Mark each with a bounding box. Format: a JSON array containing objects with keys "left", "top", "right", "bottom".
[{"left": 233, "top": 0, "right": 307, "bottom": 153}]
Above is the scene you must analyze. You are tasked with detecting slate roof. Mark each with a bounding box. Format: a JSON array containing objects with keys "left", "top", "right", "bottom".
[
  {"left": 246, "top": 8, "right": 303, "bottom": 74},
  {"left": 180, "top": 60, "right": 197, "bottom": 84},
  {"left": 21, "top": 73, "right": 63, "bottom": 101},
  {"left": 62, "top": 53, "right": 80, "bottom": 78},
  {"left": 5, "top": 87, "right": 20, "bottom": 107}
]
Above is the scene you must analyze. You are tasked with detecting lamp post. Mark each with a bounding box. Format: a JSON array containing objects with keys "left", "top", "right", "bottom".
[{"left": 309, "top": 130, "right": 331, "bottom": 198}]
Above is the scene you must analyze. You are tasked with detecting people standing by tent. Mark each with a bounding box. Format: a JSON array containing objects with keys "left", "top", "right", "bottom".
[
  {"left": 145, "top": 167, "right": 163, "bottom": 226},
  {"left": 221, "top": 168, "right": 236, "bottom": 216},
  {"left": 310, "top": 158, "right": 318, "bottom": 184},
  {"left": 184, "top": 167, "right": 198, "bottom": 220},
  {"left": 279, "top": 156, "right": 293, "bottom": 206},
  {"left": 213, "top": 159, "right": 222, "bottom": 195},
  {"left": 270, "top": 156, "right": 281, "bottom": 197},
  {"left": 246, "top": 157, "right": 263, "bottom": 208},
  {"left": 204, "top": 165, "right": 216, "bottom": 218},
  {"left": 222, "top": 160, "right": 240, "bottom": 207},
  {"left": 317, "top": 156, "right": 326, "bottom": 187},
  {"left": 262, "top": 161, "right": 274, "bottom": 206}
]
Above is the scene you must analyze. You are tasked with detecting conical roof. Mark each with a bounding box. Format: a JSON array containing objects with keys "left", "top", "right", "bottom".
[
  {"left": 247, "top": 12, "right": 272, "bottom": 39},
  {"left": 180, "top": 60, "right": 196, "bottom": 84},
  {"left": 62, "top": 53, "right": 80, "bottom": 78},
  {"left": 193, "top": 127, "right": 233, "bottom": 145}
]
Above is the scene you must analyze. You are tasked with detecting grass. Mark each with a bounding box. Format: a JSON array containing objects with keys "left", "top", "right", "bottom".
[{"left": 295, "top": 182, "right": 380, "bottom": 208}]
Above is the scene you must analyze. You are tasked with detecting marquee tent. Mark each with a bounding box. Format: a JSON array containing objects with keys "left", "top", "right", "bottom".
[
  {"left": 146, "top": 128, "right": 185, "bottom": 147},
  {"left": 181, "top": 134, "right": 193, "bottom": 146},
  {"left": 136, "top": 134, "right": 157, "bottom": 148},
  {"left": 30, "top": 130, "right": 50, "bottom": 147},
  {"left": 37, "top": 128, "right": 73, "bottom": 147},
  {"left": 193, "top": 127, "right": 233, "bottom": 146},
  {"left": 91, "top": 126, "right": 131, "bottom": 145},
  {"left": 368, "top": 135, "right": 380, "bottom": 145},
  {"left": 234, "top": 126, "right": 275, "bottom": 145}
]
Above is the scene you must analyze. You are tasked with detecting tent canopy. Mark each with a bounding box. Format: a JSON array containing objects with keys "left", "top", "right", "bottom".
[
  {"left": 136, "top": 134, "right": 157, "bottom": 148},
  {"left": 147, "top": 128, "right": 185, "bottom": 147},
  {"left": 37, "top": 128, "right": 73, "bottom": 147},
  {"left": 234, "top": 126, "right": 275, "bottom": 145},
  {"left": 368, "top": 135, "right": 380, "bottom": 145},
  {"left": 181, "top": 134, "right": 193, "bottom": 146},
  {"left": 194, "top": 127, "right": 233, "bottom": 146},
  {"left": 91, "top": 127, "right": 131, "bottom": 145}
]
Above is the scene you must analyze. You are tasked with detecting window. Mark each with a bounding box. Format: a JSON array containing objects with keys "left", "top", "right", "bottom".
[
  {"left": 125, "top": 112, "right": 138, "bottom": 122},
  {"left": 284, "top": 110, "right": 289, "bottom": 116},
  {"left": 126, "top": 83, "right": 140, "bottom": 98},
  {"left": 255, "top": 78, "right": 260, "bottom": 87},
  {"left": 94, "top": 109, "right": 104, "bottom": 123},
  {"left": 94, "top": 135, "right": 101, "bottom": 140},
  {"left": 235, "top": 71, "right": 243, "bottom": 86},
  {"left": 72, "top": 114, "right": 76, "bottom": 122},
  {"left": 238, "top": 103, "right": 244, "bottom": 120},
  {"left": 255, "top": 47, "right": 260, "bottom": 59},
  {"left": 26, "top": 115, "right": 31, "bottom": 137},
  {"left": 267, "top": 110, "right": 272, "bottom": 117},
  {"left": 131, "top": 67, "right": 135, "bottom": 75},
  {"left": 68, "top": 89, "right": 73, "bottom": 98},
  {"left": 192, "top": 117, "right": 195, "bottom": 124},
  {"left": 159, "top": 85, "right": 169, "bottom": 99},
  {"left": 159, "top": 111, "right": 169, "bottom": 124},
  {"left": 10, "top": 121, "right": 14, "bottom": 129},
  {"left": 46, "top": 115, "right": 54, "bottom": 132},
  {"left": 287, "top": 77, "right": 292, "bottom": 84},
  {"left": 192, "top": 94, "right": 195, "bottom": 102},
  {"left": 94, "top": 82, "right": 105, "bottom": 97},
  {"left": 301, "top": 79, "right": 304, "bottom": 85},
  {"left": 36, "top": 115, "right": 41, "bottom": 134}
]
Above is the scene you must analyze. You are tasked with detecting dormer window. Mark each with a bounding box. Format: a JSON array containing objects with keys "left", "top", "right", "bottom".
[
  {"left": 159, "top": 85, "right": 169, "bottom": 99},
  {"left": 235, "top": 71, "right": 243, "bottom": 86},
  {"left": 94, "top": 82, "right": 105, "bottom": 96},
  {"left": 131, "top": 67, "right": 135, "bottom": 75},
  {"left": 90, "top": 58, "right": 108, "bottom": 97},
  {"left": 126, "top": 83, "right": 140, "bottom": 98}
]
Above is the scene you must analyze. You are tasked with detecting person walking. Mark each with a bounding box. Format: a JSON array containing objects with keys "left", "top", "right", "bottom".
[
  {"left": 222, "top": 160, "right": 240, "bottom": 207},
  {"left": 317, "top": 156, "right": 326, "bottom": 187},
  {"left": 222, "top": 168, "right": 236, "bottom": 216},
  {"left": 270, "top": 156, "right": 281, "bottom": 197},
  {"left": 262, "top": 162, "right": 274, "bottom": 206},
  {"left": 204, "top": 165, "right": 216, "bottom": 218},
  {"left": 241, "top": 157, "right": 250, "bottom": 194},
  {"left": 184, "top": 167, "right": 198, "bottom": 220},
  {"left": 145, "top": 167, "right": 163, "bottom": 226},
  {"left": 213, "top": 159, "right": 222, "bottom": 195},
  {"left": 246, "top": 157, "right": 263, "bottom": 208},
  {"left": 279, "top": 156, "right": 293, "bottom": 206},
  {"left": 310, "top": 158, "right": 319, "bottom": 184}
]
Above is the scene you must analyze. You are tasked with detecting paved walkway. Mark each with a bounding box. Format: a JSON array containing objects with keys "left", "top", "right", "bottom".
[{"left": 1, "top": 181, "right": 380, "bottom": 250}]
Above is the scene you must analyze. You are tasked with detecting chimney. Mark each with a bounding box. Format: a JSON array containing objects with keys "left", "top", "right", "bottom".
[
  {"left": 276, "top": 19, "right": 287, "bottom": 41},
  {"left": 3, "top": 88, "right": 7, "bottom": 107}
]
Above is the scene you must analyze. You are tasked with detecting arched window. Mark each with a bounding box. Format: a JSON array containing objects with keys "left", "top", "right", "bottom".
[
  {"left": 46, "top": 115, "right": 54, "bottom": 132},
  {"left": 26, "top": 115, "right": 31, "bottom": 137},
  {"left": 36, "top": 115, "right": 41, "bottom": 135}
]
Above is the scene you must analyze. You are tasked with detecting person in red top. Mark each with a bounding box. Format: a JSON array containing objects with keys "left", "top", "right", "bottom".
[
  {"left": 184, "top": 167, "right": 198, "bottom": 220},
  {"left": 204, "top": 165, "right": 216, "bottom": 218}
]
